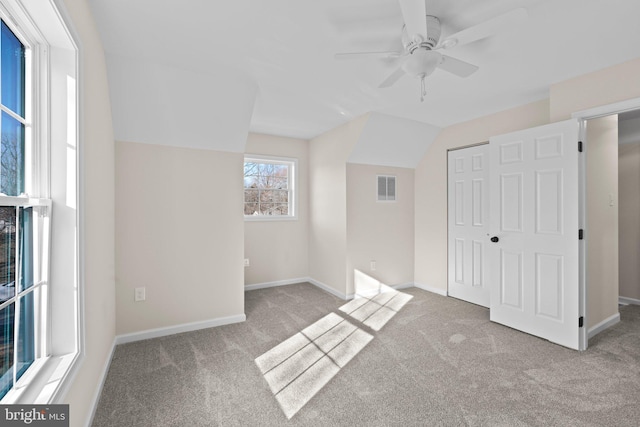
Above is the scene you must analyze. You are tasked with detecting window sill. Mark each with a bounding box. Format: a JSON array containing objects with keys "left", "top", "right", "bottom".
[
  {"left": 244, "top": 215, "right": 298, "bottom": 222},
  {"left": 1, "top": 352, "right": 79, "bottom": 404}
]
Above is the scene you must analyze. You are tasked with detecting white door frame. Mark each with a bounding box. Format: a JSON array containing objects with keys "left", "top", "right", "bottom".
[{"left": 572, "top": 96, "right": 640, "bottom": 349}]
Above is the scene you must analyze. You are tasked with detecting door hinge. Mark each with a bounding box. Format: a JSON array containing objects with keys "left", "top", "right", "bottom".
[
  {"left": 578, "top": 141, "right": 583, "bottom": 152},
  {"left": 579, "top": 229, "right": 584, "bottom": 240},
  {"left": 579, "top": 316, "right": 584, "bottom": 328}
]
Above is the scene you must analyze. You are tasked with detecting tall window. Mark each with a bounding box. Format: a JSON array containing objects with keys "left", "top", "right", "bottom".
[
  {"left": 244, "top": 156, "right": 296, "bottom": 218},
  {"left": 0, "top": 18, "right": 50, "bottom": 400}
]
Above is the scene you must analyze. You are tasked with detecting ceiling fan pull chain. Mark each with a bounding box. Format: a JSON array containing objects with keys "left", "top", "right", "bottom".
[{"left": 420, "top": 75, "right": 426, "bottom": 102}]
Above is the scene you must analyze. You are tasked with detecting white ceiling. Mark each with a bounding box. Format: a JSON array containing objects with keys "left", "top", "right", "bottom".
[{"left": 88, "top": 0, "right": 640, "bottom": 141}]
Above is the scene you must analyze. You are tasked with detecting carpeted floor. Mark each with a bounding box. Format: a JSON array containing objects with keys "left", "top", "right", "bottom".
[{"left": 91, "top": 283, "right": 640, "bottom": 426}]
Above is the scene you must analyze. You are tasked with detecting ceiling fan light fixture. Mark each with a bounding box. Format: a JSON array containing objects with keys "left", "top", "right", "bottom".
[{"left": 402, "top": 50, "right": 442, "bottom": 78}]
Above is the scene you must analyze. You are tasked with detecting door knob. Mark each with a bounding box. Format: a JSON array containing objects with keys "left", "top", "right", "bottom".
[{"left": 490, "top": 236, "right": 499, "bottom": 243}]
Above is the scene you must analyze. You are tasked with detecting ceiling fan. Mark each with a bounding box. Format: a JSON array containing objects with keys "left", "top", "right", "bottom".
[{"left": 335, "top": 0, "right": 528, "bottom": 101}]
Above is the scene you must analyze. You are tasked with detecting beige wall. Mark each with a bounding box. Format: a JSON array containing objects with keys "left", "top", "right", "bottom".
[
  {"left": 309, "top": 115, "right": 367, "bottom": 296},
  {"left": 414, "top": 99, "right": 550, "bottom": 291},
  {"left": 59, "top": 0, "right": 116, "bottom": 426},
  {"left": 244, "top": 133, "right": 309, "bottom": 285},
  {"left": 550, "top": 58, "right": 640, "bottom": 121},
  {"left": 619, "top": 140, "right": 640, "bottom": 300},
  {"left": 586, "top": 115, "right": 619, "bottom": 328},
  {"left": 347, "top": 164, "right": 414, "bottom": 294},
  {"left": 115, "top": 141, "right": 244, "bottom": 334}
]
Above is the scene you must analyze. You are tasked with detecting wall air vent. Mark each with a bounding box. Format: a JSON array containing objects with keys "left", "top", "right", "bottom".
[{"left": 377, "top": 175, "right": 396, "bottom": 201}]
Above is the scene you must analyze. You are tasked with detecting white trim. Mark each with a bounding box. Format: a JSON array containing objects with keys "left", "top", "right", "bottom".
[
  {"left": 587, "top": 312, "right": 620, "bottom": 339},
  {"left": 84, "top": 339, "right": 116, "bottom": 427},
  {"left": 244, "top": 277, "right": 308, "bottom": 291},
  {"left": 619, "top": 296, "right": 640, "bottom": 306},
  {"left": 413, "top": 282, "right": 448, "bottom": 296},
  {"left": 306, "top": 278, "right": 350, "bottom": 300},
  {"left": 578, "top": 119, "right": 588, "bottom": 351},
  {"left": 572, "top": 97, "right": 640, "bottom": 120},
  {"left": 245, "top": 277, "right": 414, "bottom": 297},
  {"left": 115, "top": 314, "right": 246, "bottom": 345},
  {"left": 391, "top": 282, "right": 414, "bottom": 290}
]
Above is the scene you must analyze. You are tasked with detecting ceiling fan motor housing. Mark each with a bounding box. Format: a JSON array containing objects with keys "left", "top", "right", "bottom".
[{"left": 402, "top": 15, "right": 441, "bottom": 52}]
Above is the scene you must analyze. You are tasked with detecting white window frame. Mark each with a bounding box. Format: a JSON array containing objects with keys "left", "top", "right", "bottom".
[
  {"left": 377, "top": 175, "right": 396, "bottom": 202},
  {"left": 244, "top": 155, "right": 297, "bottom": 221},
  {"left": 0, "top": 0, "right": 81, "bottom": 405}
]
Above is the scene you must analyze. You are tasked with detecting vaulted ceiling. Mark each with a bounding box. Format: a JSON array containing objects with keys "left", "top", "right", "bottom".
[{"left": 89, "top": 0, "right": 640, "bottom": 144}]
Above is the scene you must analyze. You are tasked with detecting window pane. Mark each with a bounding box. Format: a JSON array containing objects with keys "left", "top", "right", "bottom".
[
  {"left": 1, "top": 111, "right": 25, "bottom": 196},
  {"left": 272, "top": 190, "right": 288, "bottom": 203},
  {"left": 275, "top": 204, "right": 289, "bottom": 215},
  {"left": 1, "top": 21, "right": 25, "bottom": 117},
  {"left": 244, "top": 203, "right": 258, "bottom": 216},
  {"left": 0, "top": 206, "right": 16, "bottom": 304},
  {"left": 16, "top": 292, "right": 34, "bottom": 380},
  {"left": 272, "top": 176, "right": 288, "bottom": 190},
  {"left": 0, "top": 302, "right": 14, "bottom": 399},
  {"left": 243, "top": 160, "right": 293, "bottom": 216},
  {"left": 259, "top": 203, "right": 276, "bottom": 215},
  {"left": 243, "top": 162, "right": 259, "bottom": 188},
  {"left": 19, "top": 208, "right": 33, "bottom": 292}
]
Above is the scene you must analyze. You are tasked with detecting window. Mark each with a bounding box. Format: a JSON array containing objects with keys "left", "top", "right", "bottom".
[
  {"left": 0, "top": 16, "right": 51, "bottom": 400},
  {"left": 0, "top": 0, "right": 77, "bottom": 405},
  {"left": 244, "top": 156, "right": 296, "bottom": 219},
  {"left": 377, "top": 175, "right": 396, "bottom": 201}
]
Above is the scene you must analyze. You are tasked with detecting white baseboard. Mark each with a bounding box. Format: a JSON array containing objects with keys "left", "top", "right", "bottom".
[
  {"left": 115, "top": 314, "right": 246, "bottom": 345},
  {"left": 413, "top": 282, "right": 448, "bottom": 296},
  {"left": 244, "top": 277, "right": 308, "bottom": 291},
  {"left": 307, "top": 278, "right": 350, "bottom": 300},
  {"left": 588, "top": 312, "right": 621, "bottom": 339},
  {"left": 86, "top": 338, "right": 117, "bottom": 427},
  {"left": 247, "top": 277, "right": 417, "bottom": 300},
  {"left": 392, "top": 282, "right": 415, "bottom": 290},
  {"left": 619, "top": 296, "right": 640, "bottom": 306}
]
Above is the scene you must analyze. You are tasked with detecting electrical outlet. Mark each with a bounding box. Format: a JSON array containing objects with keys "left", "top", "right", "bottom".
[
  {"left": 134, "top": 287, "right": 146, "bottom": 302},
  {"left": 370, "top": 260, "right": 376, "bottom": 271},
  {"left": 244, "top": 258, "right": 250, "bottom": 267}
]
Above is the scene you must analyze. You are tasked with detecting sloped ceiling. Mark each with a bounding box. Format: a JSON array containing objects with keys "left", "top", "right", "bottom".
[
  {"left": 106, "top": 54, "right": 257, "bottom": 152},
  {"left": 89, "top": 0, "right": 640, "bottom": 156},
  {"left": 349, "top": 113, "right": 440, "bottom": 168}
]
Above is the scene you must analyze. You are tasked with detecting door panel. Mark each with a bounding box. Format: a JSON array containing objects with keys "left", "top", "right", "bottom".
[
  {"left": 448, "top": 144, "right": 490, "bottom": 308},
  {"left": 489, "top": 119, "right": 580, "bottom": 350}
]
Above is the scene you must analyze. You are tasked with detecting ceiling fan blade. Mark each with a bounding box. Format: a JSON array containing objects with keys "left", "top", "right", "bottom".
[
  {"left": 334, "top": 51, "right": 403, "bottom": 60},
  {"left": 439, "top": 8, "right": 528, "bottom": 49},
  {"left": 438, "top": 55, "right": 479, "bottom": 77},
  {"left": 399, "top": 0, "right": 427, "bottom": 41},
  {"left": 378, "top": 67, "right": 406, "bottom": 88}
]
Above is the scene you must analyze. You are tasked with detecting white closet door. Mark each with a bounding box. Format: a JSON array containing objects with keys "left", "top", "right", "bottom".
[
  {"left": 488, "top": 119, "right": 581, "bottom": 350},
  {"left": 447, "top": 144, "right": 490, "bottom": 308}
]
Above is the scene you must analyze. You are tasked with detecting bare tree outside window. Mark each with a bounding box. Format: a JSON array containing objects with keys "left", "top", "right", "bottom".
[
  {"left": 1, "top": 123, "right": 24, "bottom": 197},
  {"left": 244, "top": 159, "right": 294, "bottom": 216}
]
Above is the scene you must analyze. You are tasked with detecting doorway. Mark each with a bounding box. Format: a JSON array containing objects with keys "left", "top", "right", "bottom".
[{"left": 618, "top": 111, "right": 640, "bottom": 306}]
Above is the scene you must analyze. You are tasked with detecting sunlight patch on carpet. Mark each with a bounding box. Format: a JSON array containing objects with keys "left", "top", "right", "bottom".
[
  {"left": 255, "top": 313, "right": 373, "bottom": 419},
  {"left": 340, "top": 270, "right": 414, "bottom": 331}
]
